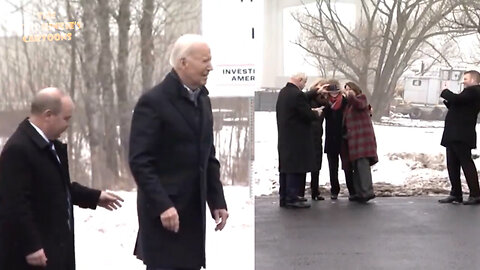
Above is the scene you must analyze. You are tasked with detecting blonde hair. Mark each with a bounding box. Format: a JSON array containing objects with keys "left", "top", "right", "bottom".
[{"left": 309, "top": 78, "right": 328, "bottom": 91}]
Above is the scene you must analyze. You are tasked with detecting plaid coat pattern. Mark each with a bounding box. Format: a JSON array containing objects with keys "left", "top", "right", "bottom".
[{"left": 343, "top": 94, "right": 378, "bottom": 165}]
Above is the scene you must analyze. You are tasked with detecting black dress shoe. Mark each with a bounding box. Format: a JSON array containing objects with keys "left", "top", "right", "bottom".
[
  {"left": 285, "top": 201, "right": 311, "bottom": 209},
  {"left": 312, "top": 195, "right": 325, "bottom": 201},
  {"left": 330, "top": 194, "right": 338, "bottom": 200},
  {"left": 463, "top": 196, "right": 480, "bottom": 205},
  {"left": 438, "top": 195, "right": 463, "bottom": 204}
]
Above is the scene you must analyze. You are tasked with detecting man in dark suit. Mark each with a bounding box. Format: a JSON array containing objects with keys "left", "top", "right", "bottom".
[
  {"left": 0, "top": 87, "right": 123, "bottom": 270},
  {"left": 276, "top": 73, "right": 321, "bottom": 208},
  {"left": 439, "top": 70, "right": 480, "bottom": 205},
  {"left": 129, "top": 34, "right": 228, "bottom": 270}
]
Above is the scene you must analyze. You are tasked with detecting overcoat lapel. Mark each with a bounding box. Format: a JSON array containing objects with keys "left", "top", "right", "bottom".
[
  {"left": 53, "top": 141, "right": 71, "bottom": 182},
  {"left": 169, "top": 87, "right": 199, "bottom": 134},
  {"left": 197, "top": 91, "right": 210, "bottom": 142},
  {"left": 19, "top": 119, "right": 69, "bottom": 182},
  {"left": 164, "top": 70, "right": 207, "bottom": 136}
]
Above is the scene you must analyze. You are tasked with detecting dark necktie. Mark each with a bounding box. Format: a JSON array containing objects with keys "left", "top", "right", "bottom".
[{"left": 49, "top": 141, "right": 73, "bottom": 231}]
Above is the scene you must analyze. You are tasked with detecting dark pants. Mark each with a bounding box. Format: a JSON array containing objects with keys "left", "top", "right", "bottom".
[
  {"left": 310, "top": 170, "right": 320, "bottom": 197},
  {"left": 299, "top": 176, "right": 307, "bottom": 197},
  {"left": 446, "top": 143, "right": 480, "bottom": 197},
  {"left": 279, "top": 172, "right": 306, "bottom": 203},
  {"left": 326, "top": 153, "right": 355, "bottom": 196},
  {"left": 352, "top": 158, "right": 374, "bottom": 198}
]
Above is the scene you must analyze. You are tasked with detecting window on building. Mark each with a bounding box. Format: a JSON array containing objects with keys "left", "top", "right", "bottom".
[
  {"left": 412, "top": 80, "right": 422, "bottom": 86},
  {"left": 441, "top": 70, "right": 450, "bottom": 80},
  {"left": 452, "top": 71, "right": 462, "bottom": 81}
]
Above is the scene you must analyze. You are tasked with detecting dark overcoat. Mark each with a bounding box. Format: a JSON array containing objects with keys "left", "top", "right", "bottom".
[
  {"left": 129, "top": 70, "right": 227, "bottom": 269},
  {"left": 0, "top": 119, "right": 100, "bottom": 270},
  {"left": 441, "top": 85, "right": 480, "bottom": 149},
  {"left": 343, "top": 94, "right": 378, "bottom": 165},
  {"left": 276, "top": 83, "right": 317, "bottom": 173},
  {"left": 306, "top": 89, "right": 325, "bottom": 171},
  {"left": 322, "top": 97, "right": 348, "bottom": 155}
]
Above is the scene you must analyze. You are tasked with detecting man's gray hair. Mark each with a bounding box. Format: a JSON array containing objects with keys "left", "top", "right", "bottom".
[
  {"left": 291, "top": 72, "right": 307, "bottom": 81},
  {"left": 169, "top": 34, "right": 209, "bottom": 68},
  {"left": 31, "top": 87, "right": 66, "bottom": 115}
]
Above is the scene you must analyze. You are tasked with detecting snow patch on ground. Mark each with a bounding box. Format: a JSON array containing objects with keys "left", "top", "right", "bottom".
[
  {"left": 75, "top": 186, "right": 253, "bottom": 270},
  {"left": 254, "top": 112, "right": 480, "bottom": 197}
]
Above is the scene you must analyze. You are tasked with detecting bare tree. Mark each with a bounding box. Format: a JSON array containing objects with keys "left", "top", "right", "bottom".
[
  {"left": 114, "top": 0, "right": 132, "bottom": 181},
  {"left": 294, "top": 0, "right": 477, "bottom": 120},
  {"left": 451, "top": 0, "right": 480, "bottom": 33},
  {"left": 153, "top": 0, "right": 202, "bottom": 81},
  {"left": 140, "top": 0, "right": 154, "bottom": 92},
  {"left": 0, "top": 0, "right": 248, "bottom": 190},
  {"left": 10, "top": 0, "right": 37, "bottom": 95},
  {"left": 79, "top": 0, "right": 109, "bottom": 189},
  {"left": 96, "top": 0, "right": 119, "bottom": 185}
]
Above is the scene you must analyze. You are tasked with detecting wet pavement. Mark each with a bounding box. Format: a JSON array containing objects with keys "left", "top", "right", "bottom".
[{"left": 255, "top": 195, "right": 480, "bottom": 270}]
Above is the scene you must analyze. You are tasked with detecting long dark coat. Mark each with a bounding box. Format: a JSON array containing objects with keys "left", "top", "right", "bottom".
[
  {"left": 276, "top": 83, "right": 318, "bottom": 173},
  {"left": 343, "top": 94, "right": 378, "bottom": 165},
  {"left": 0, "top": 119, "right": 101, "bottom": 270},
  {"left": 441, "top": 85, "right": 480, "bottom": 149},
  {"left": 306, "top": 89, "right": 325, "bottom": 171},
  {"left": 129, "top": 70, "right": 227, "bottom": 269}
]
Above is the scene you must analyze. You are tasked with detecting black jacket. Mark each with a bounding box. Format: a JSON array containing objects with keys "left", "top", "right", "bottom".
[
  {"left": 441, "top": 85, "right": 480, "bottom": 149},
  {"left": 306, "top": 89, "right": 325, "bottom": 171},
  {"left": 323, "top": 97, "right": 348, "bottom": 154},
  {"left": 0, "top": 119, "right": 100, "bottom": 270},
  {"left": 276, "top": 83, "right": 318, "bottom": 173},
  {"left": 129, "top": 70, "right": 227, "bottom": 269}
]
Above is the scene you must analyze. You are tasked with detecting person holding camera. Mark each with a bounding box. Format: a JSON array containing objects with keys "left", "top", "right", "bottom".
[
  {"left": 439, "top": 70, "right": 480, "bottom": 205},
  {"left": 304, "top": 79, "right": 328, "bottom": 201},
  {"left": 316, "top": 80, "right": 356, "bottom": 200}
]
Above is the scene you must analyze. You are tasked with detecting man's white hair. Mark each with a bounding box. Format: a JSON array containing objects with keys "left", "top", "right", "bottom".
[
  {"left": 291, "top": 72, "right": 307, "bottom": 81},
  {"left": 169, "top": 34, "right": 209, "bottom": 68}
]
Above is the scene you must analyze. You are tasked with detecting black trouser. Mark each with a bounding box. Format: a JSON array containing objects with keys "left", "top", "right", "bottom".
[
  {"left": 446, "top": 143, "right": 480, "bottom": 197},
  {"left": 310, "top": 170, "right": 320, "bottom": 197},
  {"left": 327, "top": 153, "right": 355, "bottom": 196},
  {"left": 298, "top": 176, "right": 307, "bottom": 197},
  {"left": 352, "top": 158, "right": 374, "bottom": 198},
  {"left": 279, "top": 172, "right": 306, "bottom": 203}
]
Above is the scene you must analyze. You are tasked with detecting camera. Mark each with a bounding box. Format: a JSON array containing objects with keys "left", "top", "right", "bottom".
[{"left": 327, "top": 84, "right": 338, "bottom": 91}]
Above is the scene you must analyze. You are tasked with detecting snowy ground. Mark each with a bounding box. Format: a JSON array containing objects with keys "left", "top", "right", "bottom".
[
  {"left": 254, "top": 111, "right": 480, "bottom": 197},
  {"left": 74, "top": 111, "right": 480, "bottom": 269},
  {"left": 75, "top": 186, "right": 253, "bottom": 270}
]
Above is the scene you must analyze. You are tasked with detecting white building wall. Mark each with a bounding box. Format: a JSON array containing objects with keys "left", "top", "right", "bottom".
[{"left": 203, "top": 0, "right": 263, "bottom": 96}]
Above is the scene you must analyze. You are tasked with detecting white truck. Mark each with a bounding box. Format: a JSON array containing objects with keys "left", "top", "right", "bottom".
[{"left": 392, "top": 68, "right": 464, "bottom": 120}]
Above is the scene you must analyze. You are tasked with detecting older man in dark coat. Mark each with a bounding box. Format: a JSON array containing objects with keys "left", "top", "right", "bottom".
[
  {"left": 439, "top": 70, "right": 480, "bottom": 205},
  {"left": 0, "top": 88, "right": 123, "bottom": 270},
  {"left": 129, "top": 34, "right": 228, "bottom": 270},
  {"left": 276, "top": 73, "right": 320, "bottom": 208}
]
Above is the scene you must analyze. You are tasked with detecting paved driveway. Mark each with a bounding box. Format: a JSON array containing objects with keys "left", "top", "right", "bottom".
[{"left": 255, "top": 196, "right": 480, "bottom": 270}]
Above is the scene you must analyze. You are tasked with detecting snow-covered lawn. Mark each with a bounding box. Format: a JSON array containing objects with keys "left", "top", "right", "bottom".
[
  {"left": 75, "top": 186, "right": 253, "bottom": 270},
  {"left": 254, "top": 111, "right": 480, "bottom": 196}
]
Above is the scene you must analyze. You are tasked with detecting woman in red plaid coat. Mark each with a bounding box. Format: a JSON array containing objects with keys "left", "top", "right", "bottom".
[{"left": 343, "top": 82, "right": 378, "bottom": 202}]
